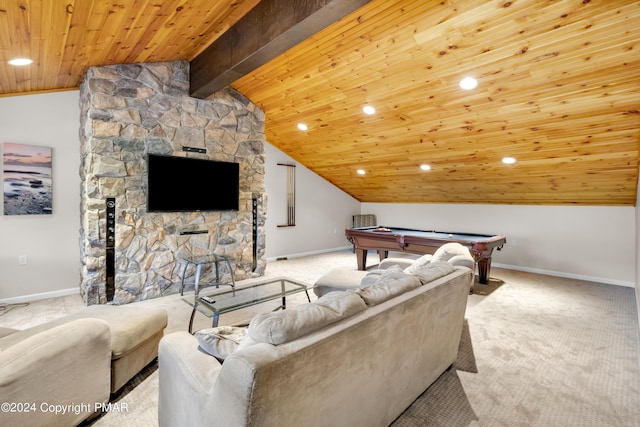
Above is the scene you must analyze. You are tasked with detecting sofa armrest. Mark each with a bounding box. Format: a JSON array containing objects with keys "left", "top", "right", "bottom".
[
  {"left": 158, "top": 331, "right": 223, "bottom": 427},
  {"left": 0, "top": 318, "right": 111, "bottom": 426},
  {"left": 0, "top": 327, "right": 17, "bottom": 339}
]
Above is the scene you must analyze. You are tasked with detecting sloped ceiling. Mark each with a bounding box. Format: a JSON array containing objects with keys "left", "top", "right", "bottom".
[{"left": 1, "top": 0, "right": 639, "bottom": 205}]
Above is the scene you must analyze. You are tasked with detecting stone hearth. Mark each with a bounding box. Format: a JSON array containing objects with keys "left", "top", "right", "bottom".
[{"left": 79, "top": 61, "right": 266, "bottom": 305}]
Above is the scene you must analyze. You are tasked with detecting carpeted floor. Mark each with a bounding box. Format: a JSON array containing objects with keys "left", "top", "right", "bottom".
[{"left": 2, "top": 249, "right": 639, "bottom": 426}]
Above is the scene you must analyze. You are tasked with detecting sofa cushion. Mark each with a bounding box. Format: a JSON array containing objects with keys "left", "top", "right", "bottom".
[
  {"left": 0, "top": 304, "right": 168, "bottom": 358},
  {"left": 78, "top": 304, "right": 168, "bottom": 359},
  {"left": 378, "top": 257, "right": 416, "bottom": 270},
  {"left": 248, "top": 291, "right": 367, "bottom": 345},
  {"left": 312, "top": 268, "right": 368, "bottom": 297},
  {"left": 360, "top": 258, "right": 420, "bottom": 287},
  {"left": 408, "top": 261, "right": 455, "bottom": 285},
  {"left": 195, "top": 326, "right": 247, "bottom": 361},
  {"left": 354, "top": 266, "right": 422, "bottom": 306},
  {"left": 403, "top": 253, "right": 433, "bottom": 274},
  {"left": 359, "top": 269, "right": 386, "bottom": 287}
]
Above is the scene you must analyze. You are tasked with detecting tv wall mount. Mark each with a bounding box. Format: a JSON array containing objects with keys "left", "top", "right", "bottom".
[{"left": 182, "top": 146, "right": 207, "bottom": 154}]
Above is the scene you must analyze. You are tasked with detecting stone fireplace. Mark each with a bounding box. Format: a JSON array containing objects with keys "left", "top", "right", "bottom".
[{"left": 79, "top": 61, "right": 266, "bottom": 305}]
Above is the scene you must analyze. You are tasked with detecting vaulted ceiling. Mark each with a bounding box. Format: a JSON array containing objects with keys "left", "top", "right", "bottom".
[{"left": 1, "top": 0, "right": 639, "bottom": 205}]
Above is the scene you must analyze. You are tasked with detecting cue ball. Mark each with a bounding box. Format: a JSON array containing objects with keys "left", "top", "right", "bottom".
[{"left": 448, "top": 234, "right": 453, "bottom": 238}]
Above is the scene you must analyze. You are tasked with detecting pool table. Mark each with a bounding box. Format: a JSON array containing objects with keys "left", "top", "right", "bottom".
[{"left": 345, "top": 226, "right": 506, "bottom": 284}]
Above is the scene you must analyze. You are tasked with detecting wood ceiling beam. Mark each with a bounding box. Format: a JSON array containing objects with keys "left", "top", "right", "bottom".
[{"left": 189, "top": 0, "right": 371, "bottom": 99}]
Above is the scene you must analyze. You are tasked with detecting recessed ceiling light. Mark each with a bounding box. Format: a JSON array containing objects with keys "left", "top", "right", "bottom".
[
  {"left": 502, "top": 157, "right": 516, "bottom": 164},
  {"left": 357, "top": 169, "right": 366, "bottom": 175},
  {"left": 297, "top": 123, "right": 308, "bottom": 131},
  {"left": 459, "top": 76, "right": 478, "bottom": 90},
  {"left": 420, "top": 164, "right": 431, "bottom": 171},
  {"left": 8, "top": 58, "right": 33, "bottom": 66},
  {"left": 363, "top": 105, "right": 376, "bottom": 115}
]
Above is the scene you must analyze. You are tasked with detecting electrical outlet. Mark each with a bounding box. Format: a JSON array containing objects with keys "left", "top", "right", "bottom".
[{"left": 18, "top": 255, "right": 27, "bottom": 265}]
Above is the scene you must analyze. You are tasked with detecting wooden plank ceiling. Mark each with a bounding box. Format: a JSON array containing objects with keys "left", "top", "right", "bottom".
[
  {"left": 0, "top": 0, "right": 261, "bottom": 93},
  {"left": 1, "top": 0, "right": 639, "bottom": 206}
]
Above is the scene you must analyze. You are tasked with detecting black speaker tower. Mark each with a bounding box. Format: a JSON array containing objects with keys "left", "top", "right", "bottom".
[
  {"left": 106, "top": 198, "right": 116, "bottom": 301},
  {"left": 252, "top": 194, "right": 258, "bottom": 272}
]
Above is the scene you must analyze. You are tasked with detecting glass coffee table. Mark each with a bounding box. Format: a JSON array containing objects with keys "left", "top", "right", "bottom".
[{"left": 183, "top": 277, "right": 311, "bottom": 333}]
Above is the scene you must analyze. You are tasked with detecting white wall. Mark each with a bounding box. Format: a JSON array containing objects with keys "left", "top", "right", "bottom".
[
  {"left": 0, "top": 91, "right": 81, "bottom": 302},
  {"left": 363, "top": 203, "right": 636, "bottom": 286},
  {"left": 264, "top": 143, "right": 360, "bottom": 259},
  {"left": 635, "top": 175, "right": 640, "bottom": 323}
]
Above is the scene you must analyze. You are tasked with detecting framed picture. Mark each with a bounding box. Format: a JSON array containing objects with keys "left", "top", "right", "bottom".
[{"left": 3, "top": 143, "right": 53, "bottom": 215}]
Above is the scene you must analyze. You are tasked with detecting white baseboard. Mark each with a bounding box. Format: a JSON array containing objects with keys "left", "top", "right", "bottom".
[
  {"left": 0, "top": 287, "right": 80, "bottom": 305},
  {"left": 266, "top": 246, "right": 352, "bottom": 263},
  {"left": 492, "top": 262, "right": 635, "bottom": 288}
]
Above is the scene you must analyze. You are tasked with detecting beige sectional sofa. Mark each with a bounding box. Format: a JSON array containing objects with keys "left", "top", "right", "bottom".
[
  {"left": 158, "top": 262, "right": 472, "bottom": 427},
  {"left": 0, "top": 318, "right": 111, "bottom": 427},
  {"left": 0, "top": 304, "right": 167, "bottom": 426}
]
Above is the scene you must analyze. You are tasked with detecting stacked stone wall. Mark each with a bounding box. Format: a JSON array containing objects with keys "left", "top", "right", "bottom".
[{"left": 79, "top": 61, "right": 266, "bottom": 305}]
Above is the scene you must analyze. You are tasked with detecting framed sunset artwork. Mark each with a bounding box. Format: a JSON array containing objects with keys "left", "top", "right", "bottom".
[{"left": 3, "top": 143, "right": 53, "bottom": 215}]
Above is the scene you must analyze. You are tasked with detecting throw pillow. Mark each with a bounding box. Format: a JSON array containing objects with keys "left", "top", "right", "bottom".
[
  {"left": 378, "top": 264, "right": 402, "bottom": 275},
  {"left": 195, "top": 326, "right": 248, "bottom": 360},
  {"left": 360, "top": 268, "right": 385, "bottom": 288},
  {"left": 431, "top": 243, "right": 471, "bottom": 263},
  {"left": 447, "top": 254, "right": 474, "bottom": 269},
  {"left": 354, "top": 267, "right": 422, "bottom": 306},
  {"left": 378, "top": 257, "right": 416, "bottom": 270},
  {"left": 403, "top": 253, "right": 433, "bottom": 274},
  {"left": 247, "top": 291, "right": 367, "bottom": 345},
  {"left": 408, "top": 261, "right": 455, "bottom": 285}
]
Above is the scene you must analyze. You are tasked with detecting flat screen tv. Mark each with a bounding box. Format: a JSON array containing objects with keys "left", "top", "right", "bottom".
[{"left": 147, "top": 154, "right": 239, "bottom": 212}]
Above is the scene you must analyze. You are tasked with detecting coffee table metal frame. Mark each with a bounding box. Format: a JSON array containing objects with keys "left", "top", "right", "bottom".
[
  {"left": 183, "top": 277, "right": 311, "bottom": 333},
  {"left": 179, "top": 253, "right": 236, "bottom": 297}
]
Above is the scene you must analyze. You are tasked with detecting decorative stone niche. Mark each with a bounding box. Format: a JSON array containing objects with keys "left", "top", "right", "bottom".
[{"left": 79, "top": 61, "right": 266, "bottom": 305}]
